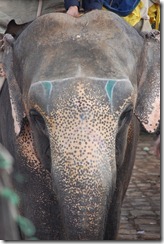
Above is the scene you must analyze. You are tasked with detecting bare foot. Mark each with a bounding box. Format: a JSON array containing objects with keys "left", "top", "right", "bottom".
[{"left": 66, "top": 6, "right": 79, "bottom": 17}]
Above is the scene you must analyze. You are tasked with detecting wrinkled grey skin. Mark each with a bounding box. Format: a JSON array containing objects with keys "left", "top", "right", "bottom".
[{"left": 0, "top": 11, "right": 160, "bottom": 240}]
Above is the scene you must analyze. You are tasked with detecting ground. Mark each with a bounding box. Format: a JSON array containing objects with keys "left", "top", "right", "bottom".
[{"left": 118, "top": 132, "right": 160, "bottom": 240}]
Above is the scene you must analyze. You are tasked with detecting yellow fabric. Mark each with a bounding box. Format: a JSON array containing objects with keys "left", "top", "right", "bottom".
[
  {"left": 102, "top": 1, "right": 160, "bottom": 30},
  {"left": 123, "top": 1, "right": 144, "bottom": 27},
  {"left": 148, "top": 3, "right": 160, "bottom": 29},
  {"left": 122, "top": 1, "right": 160, "bottom": 29}
]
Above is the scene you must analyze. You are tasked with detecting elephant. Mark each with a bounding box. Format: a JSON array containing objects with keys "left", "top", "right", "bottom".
[{"left": 0, "top": 10, "right": 160, "bottom": 240}]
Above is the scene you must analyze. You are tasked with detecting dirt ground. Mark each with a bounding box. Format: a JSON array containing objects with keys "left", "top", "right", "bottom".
[{"left": 118, "top": 132, "right": 161, "bottom": 240}]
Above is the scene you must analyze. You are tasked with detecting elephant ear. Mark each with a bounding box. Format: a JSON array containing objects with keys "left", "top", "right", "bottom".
[
  {"left": 5, "top": 19, "right": 32, "bottom": 39},
  {"left": 3, "top": 34, "right": 26, "bottom": 136},
  {"left": 135, "top": 33, "right": 160, "bottom": 133}
]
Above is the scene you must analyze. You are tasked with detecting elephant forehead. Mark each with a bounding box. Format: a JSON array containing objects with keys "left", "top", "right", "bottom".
[
  {"left": 14, "top": 11, "right": 143, "bottom": 84},
  {"left": 28, "top": 78, "right": 134, "bottom": 115}
]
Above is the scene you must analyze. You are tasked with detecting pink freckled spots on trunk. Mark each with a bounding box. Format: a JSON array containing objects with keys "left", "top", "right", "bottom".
[{"left": 17, "top": 120, "right": 42, "bottom": 171}]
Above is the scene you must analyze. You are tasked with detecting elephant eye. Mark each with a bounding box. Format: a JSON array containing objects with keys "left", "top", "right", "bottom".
[{"left": 29, "top": 109, "right": 46, "bottom": 132}]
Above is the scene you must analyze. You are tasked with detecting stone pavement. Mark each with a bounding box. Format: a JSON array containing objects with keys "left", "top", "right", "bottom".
[{"left": 118, "top": 132, "right": 161, "bottom": 240}]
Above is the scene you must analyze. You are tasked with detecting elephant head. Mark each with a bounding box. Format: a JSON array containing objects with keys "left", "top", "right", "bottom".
[{"left": 1, "top": 10, "right": 160, "bottom": 240}]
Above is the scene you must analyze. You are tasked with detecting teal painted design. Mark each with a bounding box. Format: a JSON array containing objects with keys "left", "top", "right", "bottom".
[
  {"left": 42, "top": 81, "right": 52, "bottom": 98},
  {"left": 105, "top": 80, "right": 116, "bottom": 101}
]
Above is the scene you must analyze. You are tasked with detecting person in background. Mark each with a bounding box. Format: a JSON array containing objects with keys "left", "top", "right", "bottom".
[{"left": 65, "top": 0, "right": 103, "bottom": 17}]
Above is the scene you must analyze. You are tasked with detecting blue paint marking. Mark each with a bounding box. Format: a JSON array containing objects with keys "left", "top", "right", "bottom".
[
  {"left": 105, "top": 80, "right": 116, "bottom": 101},
  {"left": 42, "top": 81, "right": 52, "bottom": 98},
  {"left": 80, "top": 113, "right": 85, "bottom": 120}
]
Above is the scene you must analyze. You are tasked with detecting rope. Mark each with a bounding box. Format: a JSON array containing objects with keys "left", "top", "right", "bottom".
[{"left": 36, "top": 0, "right": 43, "bottom": 17}]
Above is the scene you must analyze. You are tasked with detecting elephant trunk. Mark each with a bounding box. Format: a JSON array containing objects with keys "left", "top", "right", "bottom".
[{"left": 50, "top": 126, "right": 116, "bottom": 240}]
